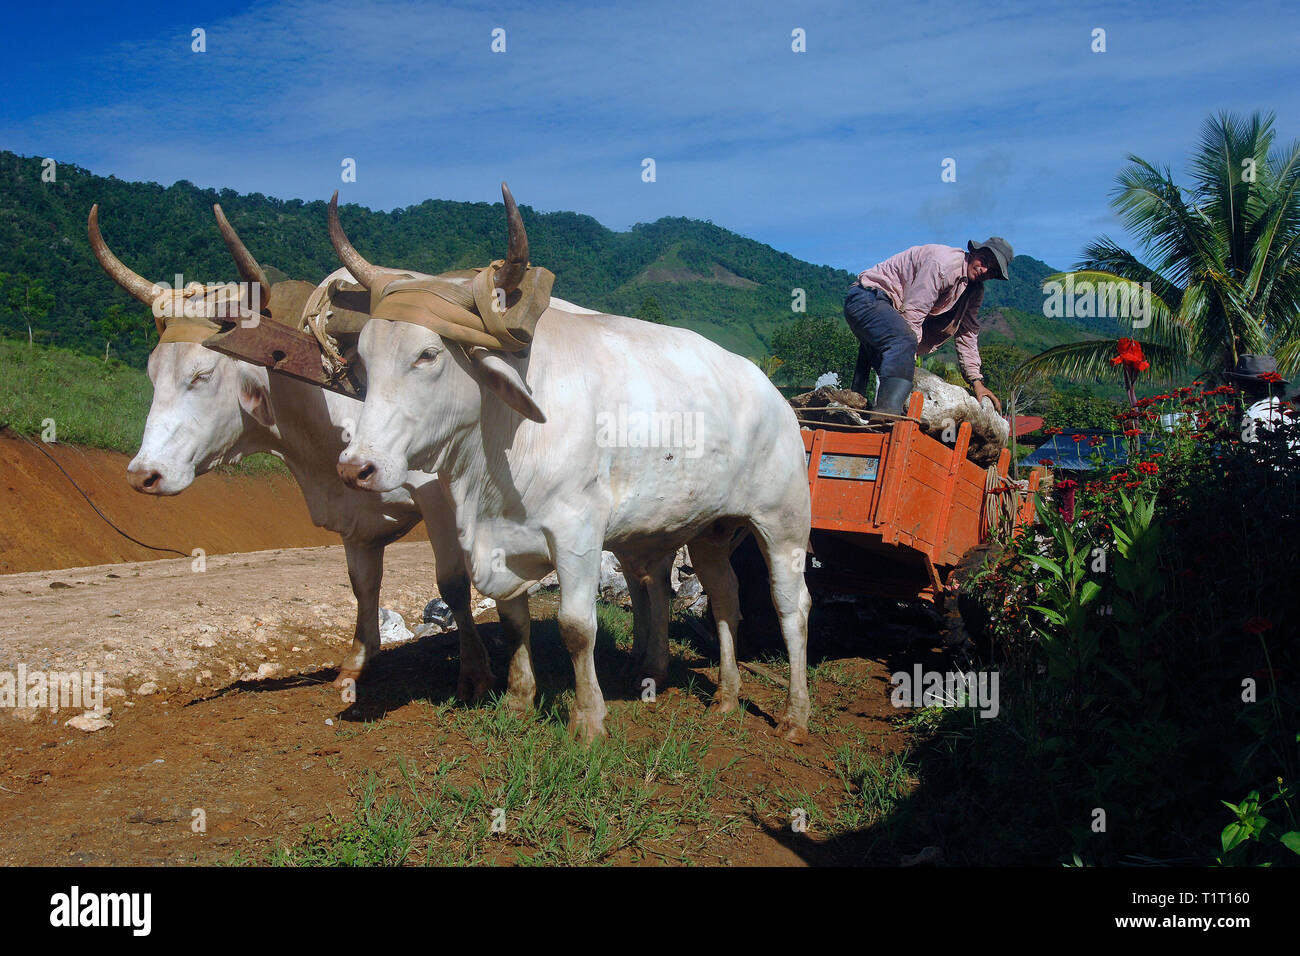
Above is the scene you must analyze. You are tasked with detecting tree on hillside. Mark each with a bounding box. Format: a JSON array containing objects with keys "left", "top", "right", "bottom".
[
  {"left": 750, "top": 355, "right": 785, "bottom": 379},
  {"left": 980, "top": 344, "right": 1058, "bottom": 412},
  {"left": 98, "top": 303, "right": 141, "bottom": 361},
  {"left": 636, "top": 295, "right": 667, "bottom": 324},
  {"left": 0, "top": 273, "right": 55, "bottom": 347},
  {"left": 771, "top": 314, "right": 859, "bottom": 390},
  {"left": 1041, "top": 386, "right": 1124, "bottom": 431},
  {"left": 919, "top": 355, "right": 967, "bottom": 386},
  {"left": 1021, "top": 110, "right": 1300, "bottom": 384}
]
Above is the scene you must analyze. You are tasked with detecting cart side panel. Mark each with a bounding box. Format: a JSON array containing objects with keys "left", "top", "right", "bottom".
[{"left": 802, "top": 429, "right": 889, "bottom": 534}]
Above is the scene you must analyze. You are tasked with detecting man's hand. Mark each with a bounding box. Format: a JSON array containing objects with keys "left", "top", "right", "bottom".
[{"left": 973, "top": 380, "right": 1002, "bottom": 414}]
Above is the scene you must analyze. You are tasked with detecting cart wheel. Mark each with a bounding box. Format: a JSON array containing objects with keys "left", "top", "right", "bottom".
[{"left": 941, "top": 540, "right": 1004, "bottom": 650}]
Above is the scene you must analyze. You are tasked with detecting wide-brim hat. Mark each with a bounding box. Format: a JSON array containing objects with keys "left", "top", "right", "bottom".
[
  {"left": 967, "top": 237, "right": 1012, "bottom": 281},
  {"left": 1225, "top": 354, "right": 1290, "bottom": 387}
]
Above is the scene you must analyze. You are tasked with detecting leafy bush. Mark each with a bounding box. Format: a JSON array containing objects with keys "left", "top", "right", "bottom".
[{"left": 959, "top": 382, "right": 1299, "bottom": 864}]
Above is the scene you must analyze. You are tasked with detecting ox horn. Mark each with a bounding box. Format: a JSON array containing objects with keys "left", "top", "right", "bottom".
[
  {"left": 87, "top": 204, "right": 162, "bottom": 306},
  {"left": 213, "top": 204, "right": 273, "bottom": 313},
  {"left": 496, "top": 182, "right": 529, "bottom": 293},
  {"left": 328, "top": 191, "right": 384, "bottom": 290}
]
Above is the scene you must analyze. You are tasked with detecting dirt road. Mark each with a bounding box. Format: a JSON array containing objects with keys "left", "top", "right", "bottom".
[
  {"left": 0, "top": 544, "right": 920, "bottom": 866},
  {"left": 0, "top": 541, "right": 456, "bottom": 701}
]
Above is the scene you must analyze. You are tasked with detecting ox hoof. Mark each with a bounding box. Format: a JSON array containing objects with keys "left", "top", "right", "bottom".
[
  {"left": 501, "top": 688, "right": 535, "bottom": 714},
  {"left": 568, "top": 712, "right": 608, "bottom": 744},
  {"left": 332, "top": 668, "right": 362, "bottom": 690},
  {"left": 456, "top": 670, "right": 495, "bottom": 705},
  {"left": 776, "top": 720, "right": 809, "bottom": 745},
  {"left": 708, "top": 695, "right": 740, "bottom": 716}
]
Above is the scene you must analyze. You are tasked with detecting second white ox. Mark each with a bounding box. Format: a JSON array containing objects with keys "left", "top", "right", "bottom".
[{"left": 330, "top": 189, "right": 814, "bottom": 742}]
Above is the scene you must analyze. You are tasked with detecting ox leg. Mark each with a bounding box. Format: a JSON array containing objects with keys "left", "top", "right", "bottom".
[
  {"left": 623, "top": 560, "right": 651, "bottom": 674},
  {"left": 440, "top": 566, "right": 496, "bottom": 704},
  {"left": 423, "top": 500, "right": 495, "bottom": 703},
  {"left": 640, "top": 552, "right": 675, "bottom": 690},
  {"left": 553, "top": 551, "right": 607, "bottom": 742},
  {"left": 497, "top": 593, "right": 536, "bottom": 713},
  {"left": 336, "top": 536, "right": 383, "bottom": 688},
  {"left": 687, "top": 536, "right": 743, "bottom": 714},
  {"left": 749, "top": 521, "right": 812, "bottom": 743},
  {"left": 619, "top": 552, "right": 672, "bottom": 690}
]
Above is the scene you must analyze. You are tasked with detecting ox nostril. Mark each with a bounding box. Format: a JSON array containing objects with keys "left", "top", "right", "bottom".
[
  {"left": 357, "top": 463, "right": 375, "bottom": 481},
  {"left": 142, "top": 472, "right": 161, "bottom": 489}
]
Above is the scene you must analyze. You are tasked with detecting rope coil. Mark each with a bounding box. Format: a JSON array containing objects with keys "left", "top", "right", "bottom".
[{"left": 983, "top": 465, "right": 1026, "bottom": 538}]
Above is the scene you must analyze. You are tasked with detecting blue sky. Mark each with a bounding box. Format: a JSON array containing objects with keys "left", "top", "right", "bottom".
[{"left": 3, "top": 0, "right": 1298, "bottom": 273}]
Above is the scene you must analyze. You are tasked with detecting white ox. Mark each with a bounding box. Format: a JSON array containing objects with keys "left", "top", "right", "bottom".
[
  {"left": 86, "top": 204, "right": 500, "bottom": 699},
  {"left": 329, "top": 189, "right": 813, "bottom": 742}
]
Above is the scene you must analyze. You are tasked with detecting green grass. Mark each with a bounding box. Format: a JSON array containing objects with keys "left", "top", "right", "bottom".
[
  {"left": 255, "top": 603, "right": 752, "bottom": 866},
  {"left": 0, "top": 337, "right": 152, "bottom": 452},
  {"left": 248, "top": 600, "right": 944, "bottom": 867},
  {"left": 262, "top": 695, "right": 739, "bottom": 866},
  {"left": 0, "top": 336, "right": 284, "bottom": 473}
]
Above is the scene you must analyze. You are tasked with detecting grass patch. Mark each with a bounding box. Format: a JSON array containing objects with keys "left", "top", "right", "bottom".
[
  {"left": 0, "top": 336, "right": 284, "bottom": 474},
  {"left": 0, "top": 337, "right": 151, "bottom": 452},
  {"left": 262, "top": 696, "right": 740, "bottom": 866}
]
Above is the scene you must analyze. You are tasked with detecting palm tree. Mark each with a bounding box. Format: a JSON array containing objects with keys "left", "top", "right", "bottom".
[{"left": 1021, "top": 111, "right": 1300, "bottom": 385}]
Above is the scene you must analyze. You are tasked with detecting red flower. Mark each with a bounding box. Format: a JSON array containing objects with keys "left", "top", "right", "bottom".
[
  {"left": 1137, "top": 461, "right": 1159, "bottom": 475},
  {"left": 1110, "top": 338, "right": 1150, "bottom": 373},
  {"left": 1123, "top": 428, "right": 1141, "bottom": 437},
  {"left": 1072, "top": 434, "right": 1085, "bottom": 442},
  {"left": 1260, "top": 372, "right": 1284, "bottom": 384},
  {"left": 1242, "top": 617, "right": 1273, "bottom": 635},
  {"left": 1038, "top": 459, "right": 1053, "bottom": 466}
]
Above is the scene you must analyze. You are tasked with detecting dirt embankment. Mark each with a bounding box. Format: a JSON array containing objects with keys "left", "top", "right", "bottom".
[{"left": 0, "top": 433, "right": 425, "bottom": 574}]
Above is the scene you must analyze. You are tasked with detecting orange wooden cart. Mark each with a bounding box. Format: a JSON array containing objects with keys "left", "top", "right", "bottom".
[{"left": 800, "top": 391, "right": 1042, "bottom": 604}]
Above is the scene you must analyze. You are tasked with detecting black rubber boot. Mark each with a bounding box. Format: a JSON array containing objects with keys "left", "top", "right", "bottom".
[{"left": 873, "top": 375, "right": 915, "bottom": 416}]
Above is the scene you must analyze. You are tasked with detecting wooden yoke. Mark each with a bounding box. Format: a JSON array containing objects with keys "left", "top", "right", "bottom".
[{"left": 203, "top": 280, "right": 365, "bottom": 398}]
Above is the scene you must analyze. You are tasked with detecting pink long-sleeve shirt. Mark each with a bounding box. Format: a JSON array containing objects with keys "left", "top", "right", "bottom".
[{"left": 857, "top": 244, "right": 985, "bottom": 383}]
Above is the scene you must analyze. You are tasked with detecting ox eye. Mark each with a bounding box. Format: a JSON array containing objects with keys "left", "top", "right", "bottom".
[
  {"left": 190, "top": 368, "right": 214, "bottom": 386},
  {"left": 413, "top": 347, "right": 440, "bottom": 368}
]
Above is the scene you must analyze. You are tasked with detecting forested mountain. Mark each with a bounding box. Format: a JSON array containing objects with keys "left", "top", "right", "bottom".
[{"left": 0, "top": 150, "right": 1113, "bottom": 370}]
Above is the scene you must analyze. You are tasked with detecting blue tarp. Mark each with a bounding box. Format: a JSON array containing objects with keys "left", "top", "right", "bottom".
[{"left": 1019, "top": 429, "right": 1163, "bottom": 471}]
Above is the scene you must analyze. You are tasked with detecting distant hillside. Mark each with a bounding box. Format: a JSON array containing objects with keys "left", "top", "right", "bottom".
[
  {"left": 935, "top": 305, "right": 1109, "bottom": 356},
  {"left": 0, "top": 150, "right": 1117, "bottom": 368}
]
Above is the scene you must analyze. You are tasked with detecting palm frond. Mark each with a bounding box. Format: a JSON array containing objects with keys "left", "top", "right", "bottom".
[
  {"left": 1015, "top": 339, "right": 1185, "bottom": 386},
  {"left": 1042, "top": 269, "right": 1190, "bottom": 353},
  {"left": 1075, "top": 238, "right": 1184, "bottom": 312}
]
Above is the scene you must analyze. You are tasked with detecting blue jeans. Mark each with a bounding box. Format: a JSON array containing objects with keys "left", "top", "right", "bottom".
[{"left": 843, "top": 284, "right": 917, "bottom": 393}]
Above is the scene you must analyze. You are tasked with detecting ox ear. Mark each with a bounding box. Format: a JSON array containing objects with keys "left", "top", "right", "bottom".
[
  {"left": 237, "top": 368, "right": 276, "bottom": 429},
  {"left": 467, "top": 348, "right": 546, "bottom": 423}
]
